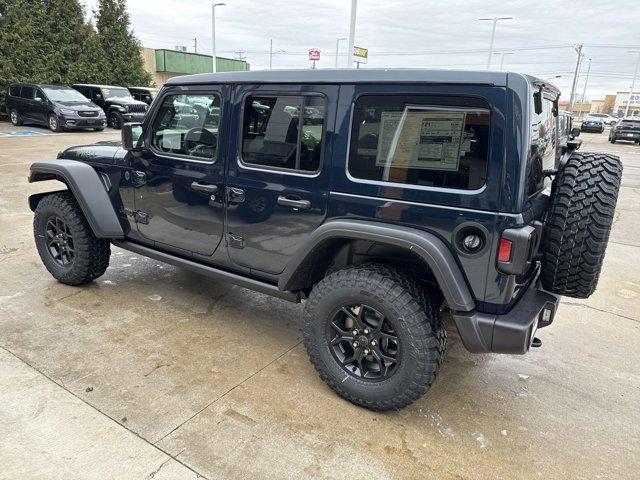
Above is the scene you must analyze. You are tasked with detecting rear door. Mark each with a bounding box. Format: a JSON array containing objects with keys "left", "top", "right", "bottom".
[
  {"left": 224, "top": 84, "right": 335, "bottom": 275},
  {"left": 19, "top": 85, "right": 37, "bottom": 122},
  {"left": 131, "top": 84, "right": 229, "bottom": 256}
]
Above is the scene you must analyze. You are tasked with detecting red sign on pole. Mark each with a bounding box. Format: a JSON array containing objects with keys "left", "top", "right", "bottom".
[{"left": 308, "top": 48, "right": 321, "bottom": 61}]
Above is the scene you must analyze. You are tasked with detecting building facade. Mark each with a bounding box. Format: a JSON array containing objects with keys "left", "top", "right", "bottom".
[
  {"left": 613, "top": 92, "right": 640, "bottom": 118},
  {"left": 141, "top": 48, "right": 250, "bottom": 87}
]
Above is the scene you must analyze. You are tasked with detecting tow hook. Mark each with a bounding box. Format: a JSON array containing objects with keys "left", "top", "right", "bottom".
[{"left": 531, "top": 337, "right": 542, "bottom": 348}]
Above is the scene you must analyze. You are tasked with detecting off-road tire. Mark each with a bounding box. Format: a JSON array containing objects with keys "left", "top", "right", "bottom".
[
  {"left": 108, "top": 112, "right": 122, "bottom": 130},
  {"left": 34, "top": 191, "right": 111, "bottom": 285},
  {"left": 303, "top": 263, "right": 447, "bottom": 411},
  {"left": 541, "top": 152, "right": 622, "bottom": 298}
]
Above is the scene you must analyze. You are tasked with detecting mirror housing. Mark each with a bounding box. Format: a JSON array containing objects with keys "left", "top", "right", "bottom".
[
  {"left": 122, "top": 123, "right": 143, "bottom": 151},
  {"left": 571, "top": 127, "right": 581, "bottom": 138}
]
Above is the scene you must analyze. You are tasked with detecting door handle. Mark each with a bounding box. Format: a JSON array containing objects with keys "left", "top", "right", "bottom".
[
  {"left": 191, "top": 182, "right": 218, "bottom": 194},
  {"left": 277, "top": 196, "right": 311, "bottom": 210}
]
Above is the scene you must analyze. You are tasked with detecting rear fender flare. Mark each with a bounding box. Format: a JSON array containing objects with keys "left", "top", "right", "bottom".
[
  {"left": 28, "top": 159, "right": 124, "bottom": 239},
  {"left": 279, "top": 220, "right": 476, "bottom": 312}
]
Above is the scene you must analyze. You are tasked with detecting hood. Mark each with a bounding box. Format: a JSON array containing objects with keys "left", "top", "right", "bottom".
[
  {"left": 55, "top": 101, "right": 102, "bottom": 111},
  {"left": 58, "top": 141, "right": 125, "bottom": 166},
  {"left": 106, "top": 97, "right": 147, "bottom": 107}
]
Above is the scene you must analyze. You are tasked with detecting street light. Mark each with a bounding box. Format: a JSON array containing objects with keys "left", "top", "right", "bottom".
[
  {"left": 335, "top": 37, "right": 347, "bottom": 68},
  {"left": 211, "top": 2, "right": 225, "bottom": 73},
  {"left": 493, "top": 51, "right": 514, "bottom": 70},
  {"left": 478, "top": 16, "right": 513, "bottom": 70},
  {"left": 624, "top": 50, "right": 640, "bottom": 118},
  {"left": 347, "top": 0, "right": 358, "bottom": 68},
  {"left": 269, "top": 39, "right": 285, "bottom": 70}
]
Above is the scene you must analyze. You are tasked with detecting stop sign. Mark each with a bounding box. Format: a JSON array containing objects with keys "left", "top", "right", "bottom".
[{"left": 308, "top": 48, "right": 321, "bottom": 61}]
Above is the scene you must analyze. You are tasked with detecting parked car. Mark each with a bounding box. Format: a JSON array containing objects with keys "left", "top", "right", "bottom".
[
  {"left": 5, "top": 83, "right": 106, "bottom": 132},
  {"left": 128, "top": 86, "right": 159, "bottom": 105},
  {"left": 28, "top": 70, "right": 622, "bottom": 411},
  {"left": 609, "top": 117, "right": 640, "bottom": 144},
  {"left": 581, "top": 115, "right": 605, "bottom": 133},
  {"left": 72, "top": 84, "right": 148, "bottom": 129},
  {"left": 585, "top": 112, "right": 618, "bottom": 126}
]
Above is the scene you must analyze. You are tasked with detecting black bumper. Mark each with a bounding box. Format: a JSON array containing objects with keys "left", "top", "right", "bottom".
[
  {"left": 612, "top": 132, "right": 640, "bottom": 142},
  {"left": 452, "top": 277, "right": 559, "bottom": 354},
  {"left": 122, "top": 113, "right": 146, "bottom": 122},
  {"left": 62, "top": 117, "right": 107, "bottom": 129},
  {"left": 581, "top": 125, "right": 603, "bottom": 132}
]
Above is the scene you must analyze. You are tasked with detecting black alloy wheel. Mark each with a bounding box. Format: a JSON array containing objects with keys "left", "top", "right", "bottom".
[
  {"left": 327, "top": 304, "right": 401, "bottom": 381},
  {"left": 109, "top": 112, "right": 122, "bottom": 129},
  {"left": 45, "top": 216, "right": 74, "bottom": 266}
]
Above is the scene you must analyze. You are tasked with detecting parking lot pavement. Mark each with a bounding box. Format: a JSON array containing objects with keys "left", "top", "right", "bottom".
[{"left": 1, "top": 122, "right": 639, "bottom": 479}]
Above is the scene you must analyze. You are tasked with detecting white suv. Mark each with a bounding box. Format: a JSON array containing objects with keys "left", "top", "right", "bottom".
[{"left": 585, "top": 113, "right": 618, "bottom": 126}]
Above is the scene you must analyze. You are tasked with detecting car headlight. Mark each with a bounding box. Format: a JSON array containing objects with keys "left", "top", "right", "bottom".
[{"left": 60, "top": 109, "right": 75, "bottom": 115}]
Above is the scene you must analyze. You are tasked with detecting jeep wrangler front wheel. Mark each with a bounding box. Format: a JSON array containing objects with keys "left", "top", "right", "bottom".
[
  {"left": 303, "top": 263, "right": 446, "bottom": 411},
  {"left": 34, "top": 191, "right": 111, "bottom": 285}
]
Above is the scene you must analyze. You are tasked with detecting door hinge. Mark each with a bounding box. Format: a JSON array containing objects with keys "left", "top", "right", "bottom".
[
  {"left": 125, "top": 170, "right": 146, "bottom": 187},
  {"left": 227, "top": 233, "right": 244, "bottom": 249}
]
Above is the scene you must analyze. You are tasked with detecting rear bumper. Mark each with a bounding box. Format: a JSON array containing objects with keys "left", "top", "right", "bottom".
[
  {"left": 611, "top": 132, "right": 640, "bottom": 141},
  {"left": 452, "top": 275, "right": 559, "bottom": 354},
  {"left": 581, "top": 124, "right": 603, "bottom": 132}
]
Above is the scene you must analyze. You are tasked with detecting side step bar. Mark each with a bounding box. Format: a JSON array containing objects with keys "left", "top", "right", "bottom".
[{"left": 112, "top": 240, "right": 301, "bottom": 303}]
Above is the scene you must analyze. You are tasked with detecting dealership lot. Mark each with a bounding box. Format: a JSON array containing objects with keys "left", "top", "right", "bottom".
[{"left": 0, "top": 123, "right": 639, "bottom": 479}]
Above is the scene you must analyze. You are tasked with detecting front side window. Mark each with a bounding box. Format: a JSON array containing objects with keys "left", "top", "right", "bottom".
[
  {"left": 20, "top": 86, "right": 35, "bottom": 99},
  {"left": 151, "top": 93, "right": 221, "bottom": 160},
  {"left": 241, "top": 95, "right": 325, "bottom": 172},
  {"left": 348, "top": 95, "right": 490, "bottom": 190},
  {"left": 9, "top": 85, "right": 20, "bottom": 97}
]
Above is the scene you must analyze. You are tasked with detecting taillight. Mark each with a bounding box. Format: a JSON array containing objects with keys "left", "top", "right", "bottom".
[{"left": 497, "top": 238, "right": 513, "bottom": 263}]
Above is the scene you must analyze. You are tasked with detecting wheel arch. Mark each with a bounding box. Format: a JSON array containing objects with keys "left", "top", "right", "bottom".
[
  {"left": 279, "top": 220, "right": 476, "bottom": 312},
  {"left": 29, "top": 160, "right": 124, "bottom": 239}
]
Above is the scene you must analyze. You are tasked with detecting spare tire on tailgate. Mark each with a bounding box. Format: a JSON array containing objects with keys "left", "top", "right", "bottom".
[{"left": 541, "top": 152, "right": 622, "bottom": 298}]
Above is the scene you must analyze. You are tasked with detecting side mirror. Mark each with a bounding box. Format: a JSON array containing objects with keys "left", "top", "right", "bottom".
[
  {"left": 571, "top": 127, "right": 581, "bottom": 137},
  {"left": 122, "top": 123, "right": 143, "bottom": 151},
  {"left": 95, "top": 93, "right": 103, "bottom": 100},
  {"left": 145, "top": 95, "right": 152, "bottom": 103}
]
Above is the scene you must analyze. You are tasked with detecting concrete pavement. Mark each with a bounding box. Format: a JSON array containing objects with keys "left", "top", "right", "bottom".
[{"left": 0, "top": 123, "right": 639, "bottom": 479}]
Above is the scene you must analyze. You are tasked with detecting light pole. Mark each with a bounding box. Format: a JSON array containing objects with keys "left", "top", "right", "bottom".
[
  {"left": 624, "top": 50, "right": 640, "bottom": 118},
  {"left": 211, "top": 2, "right": 225, "bottom": 73},
  {"left": 347, "top": 0, "right": 357, "bottom": 68},
  {"left": 335, "top": 37, "right": 347, "bottom": 68},
  {"left": 493, "top": 51, "right": 514, "bottom": 70},
  {"left": 269, "top": 39, "right": 285, "bottom": 70},
  {"left": 568, "top": 44, "right": 584, "bottom": 111},
  {"left": 479, "top": 16, "right": 513, "bottom": 70},
  {"left": 580, "top": 58, "right": 592, "bottom": 104}
]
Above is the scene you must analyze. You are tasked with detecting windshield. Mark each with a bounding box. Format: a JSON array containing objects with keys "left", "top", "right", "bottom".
[
  {"left": 43, "top": 88, "right": 89, "bottom": 103},
  {"left": 101, "top": 87, "right": 133, "bottom": 100}
]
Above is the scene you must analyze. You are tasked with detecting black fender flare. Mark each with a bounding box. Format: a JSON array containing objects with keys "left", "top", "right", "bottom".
[
  {"left": 28, "top": 159, "right": 124, "bottom": 239},
  {"left": 278, "top": 219, "right": 476, "bottom": 312}
]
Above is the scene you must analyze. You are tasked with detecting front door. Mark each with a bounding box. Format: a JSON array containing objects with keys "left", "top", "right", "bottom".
[
  {"left": 224, "top": 84, "right": 335, "bottom": 275},
  {"left": 131, "top": 85, "right": 228, "bottom": 256}
]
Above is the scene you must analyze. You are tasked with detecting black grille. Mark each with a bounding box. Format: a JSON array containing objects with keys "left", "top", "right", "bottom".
[
  {"left": 126, "top": 104, "right": 147, "bottom": 113},
  {"left": 78, "top": 110, "right": 99, "bottom": 117}
]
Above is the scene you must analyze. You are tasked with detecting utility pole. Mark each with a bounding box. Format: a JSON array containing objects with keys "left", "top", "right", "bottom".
[
  {"left": 624, "top": 50, "right": 640, "bottom": 118},
  {"left": 479, "top": 16, "right": 513, "bottom": 69},
  {"left": 347, "top": 0, "right": 357, "bottom": 68},
  {"left": 568, "top": 43, "right": 583, "bottom": 111},
  {"left": 580, "top": 58, "right": 592, "bottom": 104},
  {"left": 335, "top": 37, "right": 347, "bottom": 68},
  {"left": 234, "top": 50, "right": 246, "bottom": 61},
  {"left": 211, "top": 3, "right": 226, "bottom": 73},
  {"left": 193, "top": 37, "right": 198, "bottom": 53},
  {"left": 268, "top": 40, "right": 285, "bottom": 70}
]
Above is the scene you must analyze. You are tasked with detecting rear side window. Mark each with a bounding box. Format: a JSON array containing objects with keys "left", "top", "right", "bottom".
[
  {"left": 9, "top": 85, "right": 20, "bottom": 97},
  {"left": 241, "top": 95, "right": 325, "bottom": 173},
  {"left": 527, "top": 96, "right": 557, "bottom": 195},
  {"left": 348, "top": 95, "right": 490, "bottom": 190},
  {"left": 20, "top": 86, "right": 35, "bottom": 99}
]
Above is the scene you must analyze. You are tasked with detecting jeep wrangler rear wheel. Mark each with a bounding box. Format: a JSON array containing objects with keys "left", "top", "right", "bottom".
[
  {"left": 303, "top": 263, "right": 446, "bottom": 411},
  {"left": 541, "top": 152, "right": 622, "bottom": 298},
  {"left": 34, "top": 192, "right": 111, "bottom": 285}
]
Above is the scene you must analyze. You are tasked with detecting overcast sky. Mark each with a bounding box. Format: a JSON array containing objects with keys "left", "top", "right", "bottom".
[{"left": 80, "top": 0, "right": 640, "bottom": 100}]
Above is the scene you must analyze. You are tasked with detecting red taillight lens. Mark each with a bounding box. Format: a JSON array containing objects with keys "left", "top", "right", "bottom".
[{"left": 497, "top": 238, "right": 513, "bottom": 263}]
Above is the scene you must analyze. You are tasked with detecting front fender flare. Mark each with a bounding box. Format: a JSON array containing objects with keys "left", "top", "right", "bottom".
[
  {"left": 279, "top": 219, "right": 476, "bottom": 312},
  {"left": 28, "top": 159, "right": 124, "bottom": 239}
]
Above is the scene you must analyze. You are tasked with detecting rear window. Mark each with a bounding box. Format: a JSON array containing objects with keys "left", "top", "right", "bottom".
[{"left": 348, "top": 95, "right": 490, "bottom": 190}]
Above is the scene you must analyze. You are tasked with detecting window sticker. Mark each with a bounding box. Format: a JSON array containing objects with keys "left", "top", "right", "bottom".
[{"left": 376, "top": 110, "right": 466, "bottom": 171}]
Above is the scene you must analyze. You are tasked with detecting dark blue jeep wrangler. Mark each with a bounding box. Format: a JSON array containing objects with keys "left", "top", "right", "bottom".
[{"left": 28, "top": 70, "right": 622, "bottom": 410}]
